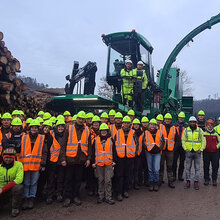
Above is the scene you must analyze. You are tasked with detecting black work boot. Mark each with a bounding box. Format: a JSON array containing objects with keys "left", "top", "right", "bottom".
[
  {"left": 204, "top": 179, "right": 209, "bottom": 186},
  {"left": 117, "top": 194, "right": 123, "bottom": 201},
  {"left": 213, "top": 180, "right": 217, "bottom": 187},
  {"left": 63, "top": 198, "right": 71, "bottom": 207},
  {"left": 28, "top": 198, "right": 34, "bottom": 209},
  {"left": 149, "top": 182, "right": 154, "bottom": 192},
  {"left": 97, "top": 198, "right": 104, "bottom": 204},
  {"left": 123, "top": 192, "right": 129, "bottom": 198},
  {"left": 153, "top": 183, "right": 159, "bottom": 192},
  {"left": 105, "top": 199, "right": 115, "bottom": 205},
  {"left": 11, "top": 208, "right": 20, "bottom": 217},
  {"left": 73, "top": 197, "right": 81, "bottom": 206},
  {"left": 22, "top": 198, "right": 29, "bottom": 210},
  {"left": 168, "top": 181, "right": 175, "bottom": 189}
]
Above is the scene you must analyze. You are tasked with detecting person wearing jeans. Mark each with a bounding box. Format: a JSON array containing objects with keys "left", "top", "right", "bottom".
[
  {"left": 143, "top": 119, "right": 163, "bottom": 192},
  {"left": 182, "top": 116, "right": 206, "bottom": 190}
]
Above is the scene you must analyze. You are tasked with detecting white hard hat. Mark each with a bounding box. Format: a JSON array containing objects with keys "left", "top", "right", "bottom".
[
  {"left": 218, "top": 117, "right": 220, "bottom": 120},
  {"left": 137, "top": 61, "right": 144, "bottom": 65},
  {"left": 189, "top": 116, "right": 197, "bottom": 122},
  {"left": 125, "top": 60, "right": 132, "bottom": 64}
]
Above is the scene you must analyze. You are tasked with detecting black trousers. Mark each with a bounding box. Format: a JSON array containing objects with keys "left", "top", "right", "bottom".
[
  {"left": 86, "top": 165, "right": 98, "bottom": 192},
  {"left": 172, "top": 146, "right": 185, "bottom": 178},
  {"left": 139, "top": 150, "right": 148, "bottom": 185},
  {"left": 134, "top": 156, "right": 141, "bottom": 185},
  {"left": 63, "top": 164, "right": 84, "bottom": 199},
  {"left": 203, "top": 151, "right": 219, "bottom": 181},
  {"left": 115, "top": 157, "right": 134, "bottom": 195},
  {"left": 47, "top": 162, "right": 66, "bottom": 199}
]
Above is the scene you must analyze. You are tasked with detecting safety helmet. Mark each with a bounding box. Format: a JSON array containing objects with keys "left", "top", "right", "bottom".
[
  {"left": 125, "top": 60, "right": 133, "bottom": 64},
  {"left": 86, "top": 112, "right": 94, "bottom": 119},
  {"left": 57, "top": 114, "right": 65, "bottom": 121},
  {"left": 26, "top": 118, "right": 33, "bottom": 124},
  {"left": 43, "top": 120, "right": 52, "bottom": 127},
  {"left": 12, "top": 110, "right": 19, "bottom": 116},
  {"left": 198, "top": 110, "right": 205, "bottom": 116},
  {"left": 137, "top": 61, "right": 144, "bottom": 65},
  {"left": 122, "top": 116, "right": 131, "bottom": 123},
  {"left": 115, "top": 112, "right": 123, "bottom": 119},
  {"left": 77, "top": 111, "right": 86, "bottom": 119},
  {"left": 63, "top": 110, "right": 71, "bottom": 116},
  {"left": 56, "top": 119, "right": 66, "bottom": 126},
  {"left": 2, "top": 112, "right": 12, "bottom": 120},
  {"left": 149, "top": 118, "right": 157, "bottom": 125},
  {"left": 141, "top": 116, "right": 149, "bottom": 123},
  {"left": 18, "top": 110, "right": 24, "bottom": 116},
  {"left": 72, "top": 115, "right": 77, "bottom": 121},
  {"left": 109, "top": 109, "right": 116, "bottom": 116},
  {"left": 100, "top": 112, "right": 109, "bottom": 118},
  {"left": 99, "top": 123, "right": 109, "bottom": 130},
  {"left": 50, "top": 116, "right": 57, "bottom": 123},
  {"left": 133, "top": 118, "right": 140, "bottom": 124},
  {"left": 92, "top": 115, "right": 101, "bottom": 122},
  {"left": 30, "top": 119, "right": 40, "bottom": 127},
  {"left": 36, "top": 117, "right": 44, "bottom": 123},
  {"left": 156, "top": 114, "right": 163, "bottom": 121},
  {"left": 189, "top": 116, "right": 197, "bottom": 122},
  {"left": 178, "top": 112, "right": 185, "bottom": 118},
  {"left": 43, "top": 112, "right": 51, "bottom": 120},
  {"left": 2, "top": 148, "right": 16, "bottom": 157},
  {"left": 11, "top": 117, "right": 22, "bottom": 126},
  {"left": 164, "top": 113, "right": 172, "bottom": 119},
  {"left": 37, "top": 110, "right": 45, "bottom": 116},
  {"left": 127, "top": 109, "right": 135, "bottom": 116}
]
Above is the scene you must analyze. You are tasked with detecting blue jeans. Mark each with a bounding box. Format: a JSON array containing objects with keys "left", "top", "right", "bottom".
[
  {"left": 185, "top": 151, "right": 201, "bottom": 182},
  {"left": 145, "top": 152, "right": 161, "bottom": 183},
  {"left": 23, "top": 171, "right": 40, "bottom": 198}
]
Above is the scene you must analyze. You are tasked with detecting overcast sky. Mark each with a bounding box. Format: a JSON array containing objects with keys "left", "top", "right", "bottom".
[{"left": 1, "top": 0, "right": 220, "bottom": 100}]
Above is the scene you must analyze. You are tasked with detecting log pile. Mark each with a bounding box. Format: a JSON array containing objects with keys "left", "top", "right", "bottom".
[{"left": 0, "top": 31, "right": 57, "bottom": 117}]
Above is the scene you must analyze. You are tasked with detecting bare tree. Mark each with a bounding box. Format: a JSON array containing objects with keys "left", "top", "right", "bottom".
[
  {"left": 179, "top": 70, "right": 193, "bottom": 96},
  {"left": 97, "top": 76, "right": 113, "bottom": 99}
]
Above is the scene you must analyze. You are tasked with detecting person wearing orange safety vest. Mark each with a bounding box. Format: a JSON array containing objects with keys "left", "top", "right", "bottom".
[
  {"left": 19, "top": 119, "right": 47, "bottom": 210},
  {"left": 159, "top": 113, "right": 178, "bottom": 189},
  {"left": 46, "top": 119, "right": 66, "bottom": 204},
  {"left": 86, "top": 115, "right": 100, "bottom": 196},
  {"left": 132, "top": 118, "right": 143, "bottom": 190},
  {"left": 172, "top": 112, "right": 188, "bottom": 181},
  {"left": 92, "top": 123, "right": 115, "bottom": 205},
  {"left": 114, "top": 116, "right": 138, "bottom": 201},
  {"left": 110, "top": 112, "right": 123, "bottom": 139},
  {"left": 60, "top": 111, "right": 91, "bottom": 207},
  {"left": 143, "top": 119, "right": 164, "bottom": 192}
]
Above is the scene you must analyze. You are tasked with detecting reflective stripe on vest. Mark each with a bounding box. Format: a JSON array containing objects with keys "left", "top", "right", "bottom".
[
  {"left": 115, "top": 129, "right": 136, "bottom": 158},
  {"left": 138, "top": 134, "right": 143, "bottom": 156},
  {"left": 95, "top": 136, "right": 113, "bottom": 166},
  {"left": 19, "top": 134, "right": 45, "bottom": 171},
  {"left": 185, "top": 127, "right": 202, "bottom": 151},
  {"left": 145, "top": 130, "right": 161, "bottom": 151},
  {"left": 50, "top": 133, "right": 61, "bottom": 163},
  {"left": 66, "top": 125, "right": 89, "bottom": 157}
]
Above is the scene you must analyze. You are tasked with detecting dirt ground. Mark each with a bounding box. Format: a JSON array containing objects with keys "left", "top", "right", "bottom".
[{"left": 1, "top": 174, "right": 220, "bottom": 220}]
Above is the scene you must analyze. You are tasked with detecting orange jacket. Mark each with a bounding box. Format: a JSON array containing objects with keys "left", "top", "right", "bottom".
[
  {"left": 144, "top": 130, "right": 161, "bottom": 152},
  {"left": 19, "top": 134, "right": 45, "bottom": 171},
  {"left": 50, "top": 132, "right": 61, "bottom": 163},
  {"left": 115, "top": 129, "right": 136, "bottom": 158},
  {"left": 95, "top": 136, "right": 113, "bottom": 166},
  {"left": 66, "top": 125, "right": 89, "bottom": 158}
]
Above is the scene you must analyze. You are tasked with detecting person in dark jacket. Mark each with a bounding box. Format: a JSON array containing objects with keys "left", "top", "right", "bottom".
[
  {"left": 172, "top": 112, "right": 187, "bottom": 181},
  {"left": 46, "top": 119, "right": 66, "bottom": 204},
  {"left": 60, "top": 111, "right": 91, "bottom": 207},
  {"left": 197, "top": 110, "right": 206, "bottom": 131},
  {"left": 203, "top": 119, "right": 220, "bottom": 186}
]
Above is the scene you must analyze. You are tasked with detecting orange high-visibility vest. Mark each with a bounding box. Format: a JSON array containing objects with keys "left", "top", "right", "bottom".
[
  {"left": 145, "top": 130, "right": 161, "bottom": 152},
  {"left": 50, "top": 133, "right": 61, "bottom": 163},
  {"left": 176, "top": 126, "right": 185, "bottom": 139},
  {"left": 23, "top": 121, "right": 26, "bottom": 129},
  {"left": 19, "top": 134, "right": 45, "bottom": 171},
  {"left": 115, "top": 129, "right": 136, "bottom": 158},
  {"left": 95, "top": 136, "right": 113, "bottom": 166},
  {"left": 162, "top": 125, "right": 176, "bottom": 151},
  {"left": 90, "top": 129, "right": 98, "bottom": 145},
  {"left": 159, "top": 124, "right": 166, "bottom": 137},
  {"left": 137, "top": 133, "right": 144, "bottom": 156},
  {"left": 5, "top": 132, "right": 12, "bottom": 139},
  {"left": 0, "top": 131, "right": 2, "bottom": 156},
  {"left": 66, "top": 125, "right": 89, "bottom": 157},
  {"left": 110, "top": 124, "right": 117, "bottom": 139}
]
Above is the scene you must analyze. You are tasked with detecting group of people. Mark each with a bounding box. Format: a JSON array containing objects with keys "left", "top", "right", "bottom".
[{"left": 0, "top": 108, "right": 220, "bottom": 217}]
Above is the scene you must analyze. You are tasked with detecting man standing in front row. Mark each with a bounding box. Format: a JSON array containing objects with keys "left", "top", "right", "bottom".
[{"left": 182, "top": 116, "right": 206, "bottom": 190}]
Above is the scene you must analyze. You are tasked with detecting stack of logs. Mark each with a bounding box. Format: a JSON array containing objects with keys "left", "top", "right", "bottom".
[{"left": 0, "top": 31, "right": 54, "bottom": 117}]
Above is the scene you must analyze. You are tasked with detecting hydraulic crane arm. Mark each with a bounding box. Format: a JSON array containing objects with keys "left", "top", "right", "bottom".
[{"left": 159, "top": 13, "right": 220, "bottom": 104}]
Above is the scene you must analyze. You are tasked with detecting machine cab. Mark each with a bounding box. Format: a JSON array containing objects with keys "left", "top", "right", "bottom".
[{"left": 102, "top": 30, "right": 155, "bottom": 108}]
